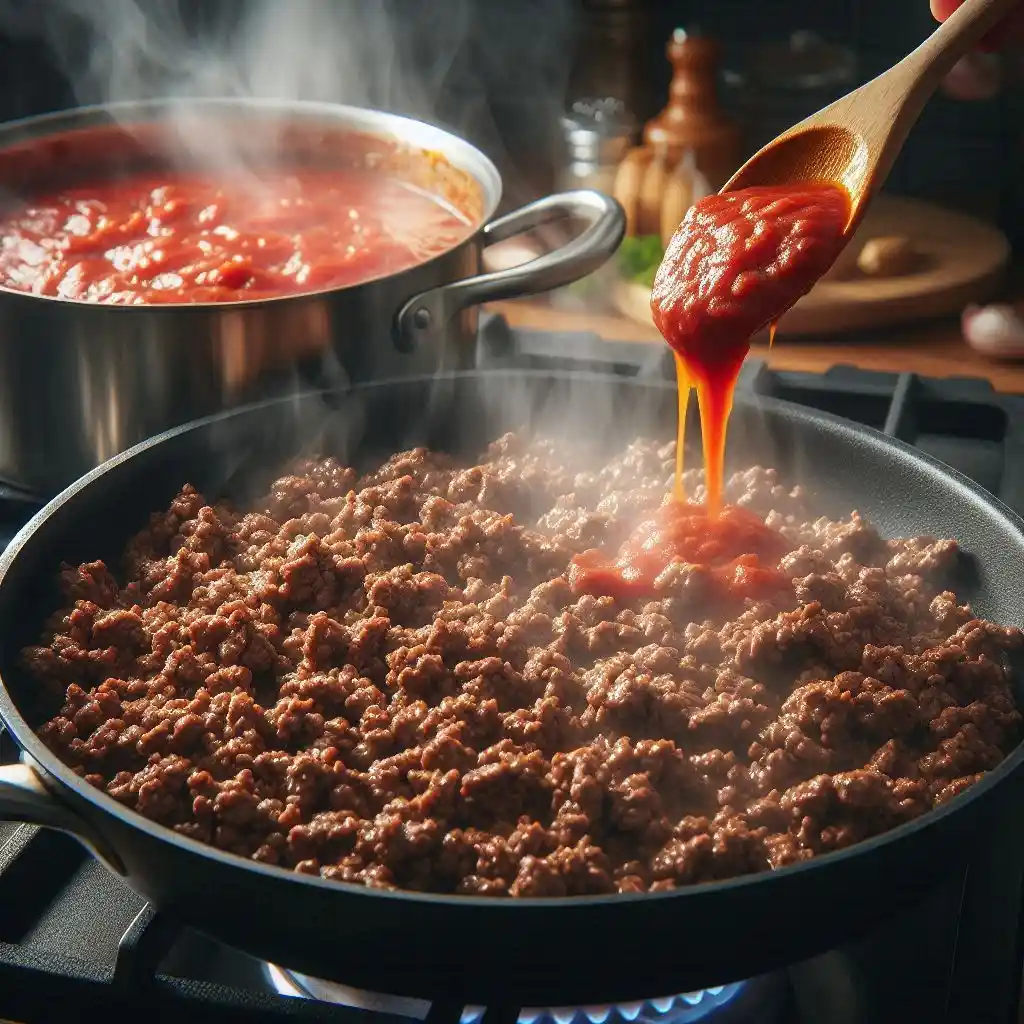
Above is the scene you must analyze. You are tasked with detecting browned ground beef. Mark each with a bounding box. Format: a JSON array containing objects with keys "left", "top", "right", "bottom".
[{"left": 23, "top": 433, "right": 1022, "bottom": 896}]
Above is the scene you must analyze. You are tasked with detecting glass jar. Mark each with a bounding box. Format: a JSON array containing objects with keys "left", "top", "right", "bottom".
[{"left": 546, "top": 99, "right": 635, "bottom": 312}]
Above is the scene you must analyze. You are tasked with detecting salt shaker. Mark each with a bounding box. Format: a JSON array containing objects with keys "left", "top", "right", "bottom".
[{"left": 558, "top": 97, "right": 638, "bottom": 197}]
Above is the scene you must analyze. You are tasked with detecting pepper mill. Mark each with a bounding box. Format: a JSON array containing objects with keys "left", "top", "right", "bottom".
[{"left": 643, "top": 27, "right": 741, "bottom": 191}]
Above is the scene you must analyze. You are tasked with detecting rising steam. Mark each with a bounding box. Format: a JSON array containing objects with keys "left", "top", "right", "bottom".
[{"left": 0, "top": 0, "right": 575, "bottom": 184}]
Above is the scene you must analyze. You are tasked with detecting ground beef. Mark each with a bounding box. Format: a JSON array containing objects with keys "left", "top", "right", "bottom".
[{"left": 23, "top": 434, "right": 1022, "bottom": 896}]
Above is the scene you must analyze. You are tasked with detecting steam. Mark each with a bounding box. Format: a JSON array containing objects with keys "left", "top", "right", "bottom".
[
  {"left": 0, "top": 0, "right": 664, "bottom": 496},
  {"left": 0, "top": 0, "right": 575, "bottom": 188},
  {"left": 1, "top": 0, "right": 467, "bottom": 113}
]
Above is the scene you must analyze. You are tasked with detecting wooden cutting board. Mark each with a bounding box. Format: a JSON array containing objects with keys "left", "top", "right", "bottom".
[{"left": 613, "top": 194, "right": 1010, "bottom": 338}]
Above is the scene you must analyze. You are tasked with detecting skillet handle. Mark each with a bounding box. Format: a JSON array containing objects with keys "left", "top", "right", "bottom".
[
  {"left": 394, "top": 189, "right": 625, "bottom": 354},
  {"left": 0, "top": 759, "right": 126, "bottom": 874}
]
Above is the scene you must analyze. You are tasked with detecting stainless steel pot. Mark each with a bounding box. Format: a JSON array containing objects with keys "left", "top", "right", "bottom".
[{"left": 0, "top": 98, "right": 624, "bottom": 495}]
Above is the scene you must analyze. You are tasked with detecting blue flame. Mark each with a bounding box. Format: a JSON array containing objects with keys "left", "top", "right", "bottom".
[{"left": 459, "top": 983, "right": 745, "bottom": 1024}]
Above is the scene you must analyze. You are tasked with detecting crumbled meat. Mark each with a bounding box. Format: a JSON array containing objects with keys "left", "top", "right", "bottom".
[{"left": 24, "top": 432, "right": 1021, "bottom": 896}]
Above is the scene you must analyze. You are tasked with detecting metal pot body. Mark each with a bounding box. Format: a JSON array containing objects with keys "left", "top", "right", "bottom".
[{"left": 0, "top": 100, "right": 624, "bottom": 494}]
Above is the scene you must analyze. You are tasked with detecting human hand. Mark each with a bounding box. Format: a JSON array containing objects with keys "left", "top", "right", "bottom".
[{"left": 930, "top": 0, "right": 1024, "bottom": 49}]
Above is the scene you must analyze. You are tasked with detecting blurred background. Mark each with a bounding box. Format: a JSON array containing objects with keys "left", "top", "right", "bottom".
[
  {"left": 0, "top": 0, "right": 1022, "bottom": 360},
  {"left": 0, "top": 0, "right": 1020, "bottom": 233}
]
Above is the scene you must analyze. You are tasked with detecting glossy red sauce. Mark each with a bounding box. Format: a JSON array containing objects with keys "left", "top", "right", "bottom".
[
  {"left": 0, "top": 168, "right": 475, "bottom": 304},
  {"left": 569, "top": 500, "right": 789, "bottom": 602},
  {"left": 652, "top": 182, "right": 850, "bottom": 513},
  {"left": 570, "top": 183, "right": 847, "bottom": 604}
]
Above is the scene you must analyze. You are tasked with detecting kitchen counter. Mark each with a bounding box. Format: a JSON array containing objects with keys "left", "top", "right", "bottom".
[{"left": 487, "top": 298, "right": 1024, "bottom": 394}]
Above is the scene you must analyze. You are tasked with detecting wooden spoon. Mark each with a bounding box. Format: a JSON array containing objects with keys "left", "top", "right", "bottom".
[{"left": 721, "top": 0, "right": 1021, "bottom": 236}]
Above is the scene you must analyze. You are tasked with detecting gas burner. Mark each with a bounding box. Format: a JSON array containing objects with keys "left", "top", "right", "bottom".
[{"left": 264, "top": 964, "right": 789, "bottom": 1024}]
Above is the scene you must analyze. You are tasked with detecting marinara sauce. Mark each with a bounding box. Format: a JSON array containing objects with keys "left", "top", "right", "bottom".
[
  {"left": 569, "top": 501, "right": 789, "bottom": 603},
  {"left": 570, "top": 182, "right": 849, "bottom": 602},
  {"left": 0, "top": 168, "right": 475, "bottom": 304},
  {"left": 653, "top": 182, "right": 850, "bottom": 513}
]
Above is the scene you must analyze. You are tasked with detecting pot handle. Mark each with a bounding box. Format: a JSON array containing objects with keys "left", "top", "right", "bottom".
[
  {"left": 394, "top": 189, "right": 625, "bottom": 353},
  {"left": 0, "top": 758, "right": 126, "bottom": 874}
]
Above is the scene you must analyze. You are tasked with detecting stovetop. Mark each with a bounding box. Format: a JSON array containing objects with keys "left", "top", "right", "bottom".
[{"left": 2, "top": 316, "right": 1024, "bottom": 1024}]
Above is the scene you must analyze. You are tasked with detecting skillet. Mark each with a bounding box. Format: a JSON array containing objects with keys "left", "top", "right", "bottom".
[{"left": 0, "top": 370, "right": 1023, "bottom": 1005}]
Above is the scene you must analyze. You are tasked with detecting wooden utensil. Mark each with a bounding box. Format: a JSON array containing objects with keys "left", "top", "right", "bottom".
[{"left": 722, "top": 0, "right": 1021, "bottom": 237}]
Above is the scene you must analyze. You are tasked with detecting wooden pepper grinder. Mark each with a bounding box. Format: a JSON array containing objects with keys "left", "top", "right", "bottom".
[{"left": 643, "top": 27, "right": 741, "bottom": 191}]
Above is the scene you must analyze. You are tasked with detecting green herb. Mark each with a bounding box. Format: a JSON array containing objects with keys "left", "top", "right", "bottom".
[
  {"left": 617, "top": 234, "right": 664, "bottom": 289},
  {"left": 564, "top": 272, "right": 605, "bottom": 300}
]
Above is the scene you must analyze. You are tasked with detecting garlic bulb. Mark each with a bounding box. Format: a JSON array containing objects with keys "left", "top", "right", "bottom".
[
  {"left": 637, "top": 144, "right": 669, "bottom": 238},
  {"left": 483, "top": 237, "right": 543, "bottom": 273},
  {"left": 962, "top": 303, "right": 1024, "bottom": 358},
  {"left": 857, "top": 235, "right": 920, "bottom": 278},
  {"left": 660, "top": 148, "right": 712, "bottom": 248}
]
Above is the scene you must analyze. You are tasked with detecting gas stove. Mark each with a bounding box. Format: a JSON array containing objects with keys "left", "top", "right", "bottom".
[{"left": 2, "top": 315, "right": 1024, "bottom": 1024}]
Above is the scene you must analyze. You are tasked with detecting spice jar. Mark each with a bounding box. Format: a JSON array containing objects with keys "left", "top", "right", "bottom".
[
  {"left": 558, "top": 97, "right": 638, "bottom": 196},
  {"left": 543, "top": 99, "right": 635, "bottom": 312},
  {"left": 723, "top": 32, "right": 857, "bottom": 158}
]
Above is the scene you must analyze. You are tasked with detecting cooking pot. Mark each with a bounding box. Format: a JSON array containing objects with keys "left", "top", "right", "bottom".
[
  {"left": 0, "top": 99, "right": 624, "bottom": 495},
  {"left": 0, "top": 371, "right": 1023, "bottom": 1006}
]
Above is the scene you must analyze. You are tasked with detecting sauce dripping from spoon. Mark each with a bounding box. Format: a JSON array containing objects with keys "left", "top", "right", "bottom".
[
  {"left": 569, "top": 182, "right": 849, "bottom": 601},
  {"left": 653, "top": 181, "right": 850, "bottom": 512}
]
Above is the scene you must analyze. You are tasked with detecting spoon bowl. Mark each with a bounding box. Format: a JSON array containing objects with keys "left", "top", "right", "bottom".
[{"left": 724, "top": 126, "right": 867, "bottom": 216}]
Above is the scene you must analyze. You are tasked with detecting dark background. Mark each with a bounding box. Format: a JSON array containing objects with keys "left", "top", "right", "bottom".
[
  {"left": 648, "top": 0, "right": 1019, "bottom": 229},
  {"left": 0, "top": 0, "right": 1019, "bottom": 247}
]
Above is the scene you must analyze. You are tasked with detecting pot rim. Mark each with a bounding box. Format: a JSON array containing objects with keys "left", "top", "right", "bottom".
[{"left": 0, "top": 96, "right": 505, "bottom": 310}]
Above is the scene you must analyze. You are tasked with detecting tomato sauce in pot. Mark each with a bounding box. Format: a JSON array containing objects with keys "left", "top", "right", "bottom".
[{"left": 0, "top": 167, "right": 476, "bottom": 304}]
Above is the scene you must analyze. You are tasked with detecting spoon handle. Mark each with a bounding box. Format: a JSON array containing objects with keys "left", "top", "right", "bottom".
[
  {"left": 836, "top": 0, "right": 1021, "bottom": 205},
  {"left": 899, "top": 0, "right": 1020, "bottom": 95}
]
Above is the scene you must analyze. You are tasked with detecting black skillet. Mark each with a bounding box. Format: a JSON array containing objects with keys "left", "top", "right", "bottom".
[{"left": 0, "top": 370, "right": 1023, "bottom": 1006}]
